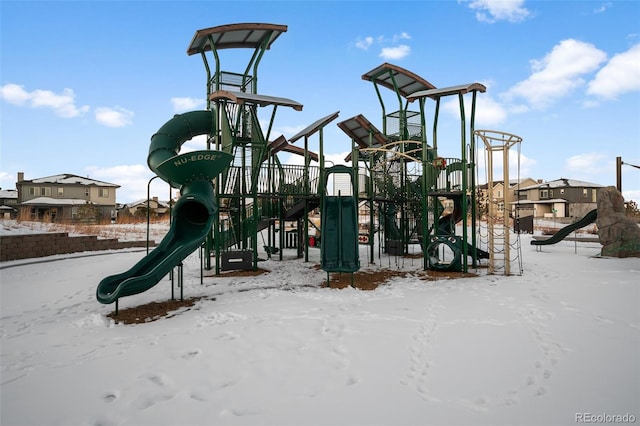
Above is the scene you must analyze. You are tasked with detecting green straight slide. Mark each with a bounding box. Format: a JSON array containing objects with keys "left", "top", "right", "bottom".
[
  {"left": 320, "top": 166, "right": 360, "bottom": 273},
  {"left": 96, "top": 111, "right": 232, "bottom": 304},
  {"left": 530, "top": 209, "right": 598, "bottom": 246}
]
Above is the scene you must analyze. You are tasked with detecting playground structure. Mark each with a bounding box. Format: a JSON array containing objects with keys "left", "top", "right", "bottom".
[
  {"left": 97, "top": 22, "right": 521, "bottom": 308},
  {"left": 339, "top": 64, "right": 490, "bottom": 273},
  {"left": 475, "top": 130, "right": 524, "bottom": 275}
]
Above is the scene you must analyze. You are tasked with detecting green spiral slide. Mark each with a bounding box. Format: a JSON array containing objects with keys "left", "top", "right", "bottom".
[{"left": 96, "top": 111, "right": 232, "bottom": 304}]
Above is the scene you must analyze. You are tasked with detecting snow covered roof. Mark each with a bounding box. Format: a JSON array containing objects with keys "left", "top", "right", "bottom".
[
  {"left": 510, "top": 199, "right": 568, "bottom": 205},
  {"left": 519, "top": 178, "right": 603, "bottom": 191},
  {"left": 20, "top": 174, "right": 120, "bottom": 188},
  {"left": 477, "top": 178, "right": 536, "bottom": 189},
  {"left": 21, "top": 197, "right": 94, "bottom": 206},
  {"left": 0, "top": 189, "right": 18, "bottom": 199},
  {"left": 125, "top": 199, "right": 171, "bottom": 208}
]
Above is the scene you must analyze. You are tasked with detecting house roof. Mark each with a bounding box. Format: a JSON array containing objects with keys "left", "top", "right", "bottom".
[
  {"left": 126, "top": 199, "right": 171, "bottom": 208},
  {"left": 21, "top": 197, "right": 94, "bottom": 206},
  {"left": 511, "top": 199, "right": 569, "bottom": 205},
  {"left": 477, "top": 178, "right": 536, "bottom": 189},
  {"left": 0, "top": 189, "right": 18, "bottom": 199},
  {"left": 19, "top": 174, "right": 120, "bottom": 188},
  {"left": 519, "top": 178, "right": 603, "bottom": 191}
]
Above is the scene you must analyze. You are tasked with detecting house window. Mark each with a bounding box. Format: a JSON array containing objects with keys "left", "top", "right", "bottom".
[
  {"left": 560, "top": 189, "right": 565, "bottom": 195},
  {"left": 58, "top": 187, "right": 64, "bottom": 197},
  {"left": 540, "top": 189, "right": 548, "bottom": 199},
  {"left": 497, "top": 190, "right": 502, "bottom": 198},
  {"left": 592, "top": 189, "right": 597, "bottom": 202},
  {"left": 99, "top": 188, "right": 109, "bottom": 198},
  {"left": 85, "top": 189, "right": 90, "bottom": 197},
  {"left": 549, "top": 189, "right": 553, "bottom": 198},
  {"left": 27, "top": 186, "right": 50, "bottom": 196},
  {"left": 583, "top": 189, "right": 588, "bottom": 197}
]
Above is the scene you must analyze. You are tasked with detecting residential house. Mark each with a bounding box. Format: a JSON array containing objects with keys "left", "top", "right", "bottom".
[
  {"left": 477, "top": 177, "right": 539, "bottom": 218},
  {"left": 16, "top": 172, "right": 120, "bottom": 223},
  {"left": 0, "top": 188, "right": 18, "bottom": 218},
  {"left": 514, "top": 178, "right": 603, "bottom": 220},
  {"left": 121, "top": 197, "right": 171, "bottom": 218}
]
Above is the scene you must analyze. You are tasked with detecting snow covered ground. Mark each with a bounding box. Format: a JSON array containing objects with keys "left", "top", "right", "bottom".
[{"left": 1, "top": 220, "right": 639, "bottom": 426}]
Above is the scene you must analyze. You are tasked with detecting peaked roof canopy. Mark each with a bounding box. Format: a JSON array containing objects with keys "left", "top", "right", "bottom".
[
  {"left": 337, "top": 114, "right": 389, "bottom": 149},
  {"left": 209, "top": 90, "right": 303, "bottom": 111},
  {"left": 289, "top": 111, "right": 340, "bottom": 143},
  {"left": 362, "top": 63, "right": 436, "bottom": 98},
  {"left": 187, "top": 23, "right": 288, "bottom": 55},
  {"left": 407, "top": 83, "right": 487, "bottom": 102},
  {"left": 268, "top": 135, "right": 319, "bottom": 162}
]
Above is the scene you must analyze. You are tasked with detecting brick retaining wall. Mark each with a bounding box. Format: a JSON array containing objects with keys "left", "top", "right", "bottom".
[{"left": 0, "top": 233, "right": 156, "bottom": 262}]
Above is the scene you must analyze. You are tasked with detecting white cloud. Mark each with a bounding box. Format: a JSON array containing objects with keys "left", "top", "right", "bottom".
[
  {"left": 441, "top": 92, "right": 507, "bottom": 127},
  {"left": 504, "top": 39, "right": 607, "bottom": 109},
  {"left": 171, "top": 97, "right": 204, "bottom": 112},
  {"left": 475, "top": 146, "right": 536, "bottom": 183},
  {"left": 355, "top": 36, "right": 374, "bottom": 50},
  {"left": 0, "top": 83, "right": 30, "bottom": 105},
  {"left": 355, "top": 34, "right": 412, "bottom": 60},
  {"left": 565, "top": 152, "right": 611, "bottom": 174},
  {"left": 393, "top": 32, "right": 411, "bottom": 43},
  {"left": 181, "top": 134, "right": 208, "bottom": 152},
  {"left": 464, "top": 0, "right": 531, "bottom": 23},
  {"left": 587, "top": 43, "right": 640, "bottom": 100},
  {"left": 324, "top": 152, "right": 350, "bottom": 167},
  {"left": 0, "top": 83, "right": 89, "bottom": 118},
  {"left": 84, "top": 164, "right": 172, "bottom": 204},
  {"left": 623, "top": 189, "right": 640, "bottom": 204},
  {"left": 269, "top": 123, "right": 307, "bottom": 140},
  {"left": 95, "top": 106, "right": 134, "bottom": 127},
  {"left": 593, "top": 2, "right": 612, "bottom": 14},
  {"left": 0, "top": 171, "right": 14, "bottom": 188},
  {"left": 380, "top": 45, "right": 411, "bottom": 60}
]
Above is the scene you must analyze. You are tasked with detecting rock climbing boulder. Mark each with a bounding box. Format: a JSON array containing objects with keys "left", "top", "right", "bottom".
[{"left": 596, "top": 186, "right": 640, "bottom": 258}]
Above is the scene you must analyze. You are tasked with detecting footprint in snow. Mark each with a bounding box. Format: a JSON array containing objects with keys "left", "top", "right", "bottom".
[
  {"left": 103, "top": 391, "right": 119, "bottom": 403},
  {"left": 181, "top": 349, "right": 201, "bottom": 359}
]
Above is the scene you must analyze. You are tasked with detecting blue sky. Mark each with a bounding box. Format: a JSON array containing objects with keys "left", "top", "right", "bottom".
[{"left": 1, "top": 0, "right": 639, "bottom": 203}]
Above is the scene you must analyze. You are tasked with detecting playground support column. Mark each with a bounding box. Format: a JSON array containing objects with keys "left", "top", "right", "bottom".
[
  {"left": 367, "top": 132, "right": 375, "bottom": 264},
  {"left": 304, "top": 135, "right": 310, "bottom": 262},
  {"left": 470, "top": 91, "right": 479, "bottom": 268},
  {"left": 146, "top": 175, "right": 161, "bottom": 254},
  {"left": 418, "top": 97, "right": 430, "bottom": 271},
  {"left": 368, "top": 149, "right": 375, "bottom": 264},
  {"left": 617, "top": 156, "right": 622, "bottom": 192},
  {"left": 458, "top": 92, "right": 469, "bottom": 273},
  {"left": 502, "top": 138, "right": 511, "bottom": 276},
  {"left": 486, "top": 145, "right": 496, "bottom": 273}
]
